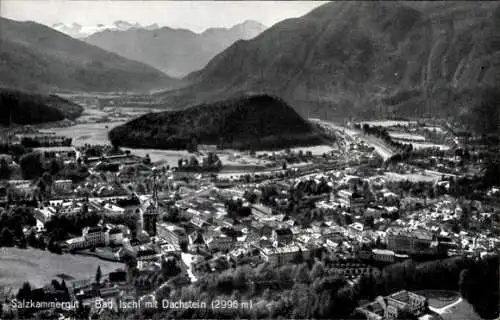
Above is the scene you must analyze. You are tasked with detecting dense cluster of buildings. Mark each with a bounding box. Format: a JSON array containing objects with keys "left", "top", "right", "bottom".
[
  {"left": 65, "top": 225, "right": 124, "bottom": 250},
  {"left": 1, "top": 114, "right": 498, "bottom": 320}
]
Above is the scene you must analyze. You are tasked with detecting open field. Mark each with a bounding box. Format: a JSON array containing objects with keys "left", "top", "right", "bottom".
[
  {"left": 382, "top": 172, "right": 440, "bottom": 182},
  {"left": 422, "top": 126, "right": 444, "bottom": 133},
  {"left": 410, "top": 142, "right": 450, "bottom": 150},
  {"left": 40, "top": 121, "right": 124, "bottom": 146},
  {"left": 42, "top": 117, "right": 335, "bottom": 167},
  {"left": 124, "top": 148, "right": 190, "bottom": 164},
  {"left": 415, "top": 290, "right": 460, "bottom": 309},
  {"left": 0, "top": 247, "right": 124, "bottom": 291},
  {"left": 256, "top": 144, "right": 337, "bottom": 156},
  {"left": 389, "top": 132, "right": 426, "bottom": 141},
  {"left": 414, "top": 290, "right": 481, "bottom": 320},
  {"left": 438, "top": 299, "right": 482, "bottom": 320},
  {"left": 359, "top": 120, "right": 418, "bottom": 127}
]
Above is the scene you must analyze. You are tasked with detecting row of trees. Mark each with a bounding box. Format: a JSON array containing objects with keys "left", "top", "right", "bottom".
[
  {"left": 143, "top": 260, "right": 360, "bottom": 319},
  {"left": 18, "top": 152, "right": 89, "bottom": 183},
  {"left": 225, "top": 198, "right": 252, "bottom": 219},
  {"left": 44, "top": 209, "right": 101, "bottom": 242},
  {"left": 177, "top": 152, "right": 222, "bottom": 172},
  {"left": 0, "top": 143, "right": 30, "bottom": 163},
  {"left": 21, "top": 137, "right": 72, "bottom": 148},
  {"left": 356, "top": 256, "right": 499, "bottom": 319},
  {"left": 132, "top": 254, "right": 498, "bottom": 319},
  {"left": 360, "top": 124, "right": 415, "bottom": 153},
  {"left": 0, "top": 204, "right": 68, "bottom": 253}
]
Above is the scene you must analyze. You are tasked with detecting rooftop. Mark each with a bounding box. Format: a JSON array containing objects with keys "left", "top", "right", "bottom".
[
  {"left": 388, "top": 227, "right": 433, "bottom": 240},
  {"left": 372, "top": 249, "right": 395, "bottom": 256},
  {"left": 34, "top": 146, "right": 76, "bottom": 152},
  {"left": 391, "top": 290, "right": 411, "bottom": 304}
]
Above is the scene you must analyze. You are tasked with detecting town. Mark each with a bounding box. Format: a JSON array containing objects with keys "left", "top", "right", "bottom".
[{"left": 0, "top": 105, "right": 498, "bottom": 320}]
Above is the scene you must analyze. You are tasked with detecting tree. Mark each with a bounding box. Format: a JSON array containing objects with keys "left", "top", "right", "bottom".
[
  {"left": 294, "top": 263, "right": 310, "bottom": 284},
  {"left": 458, "top": 269, "right": 470, "bottom": 299},
  {"left": 17, "top": 235, "right": 27, "bottom": 249},
  {"left": 364, "top": 216, "right": 375, "bottom": 229},
  {"left": 0, "top": 228, "right": 14, "bottom": 247},
  {"left": 46, "top": 159, "right": 62, "bottom": 175},
  {"left": 16, "top": 282, "right": 32, "bottom": 301},
  {"left": 47, "top": 238, "right": 62, "bottom": 254},
  {"left": 39, "top": 172, "right": 53, "bottom": 199},
  {"left": 75, "top": 298, "right": 90, "bottom": 320},
  {"left": 96, "top": 265, "right": 102, "bottom": 285},
  {"left": 187, "top": 137, "right": 198, "bottom": 153},
  {"left": 232, "top": 267, "right": 248, "bottom": 290},
  {"left": 243, "top": 191, "right": 258, "bottom": 204},
  {"left": 0, "top": 157, "right": 11, "bottom": 180},
  {"left": 19, "top": 152, "right": 44, "bottom": 180},
  {"left": 311, "top": 261, "right": 326, "bottom": 279},
  {"left": 27, "top": 229, "right": 39, "bottom": 248}
]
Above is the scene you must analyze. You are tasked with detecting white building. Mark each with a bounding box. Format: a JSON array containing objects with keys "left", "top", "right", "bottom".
[
  {"left": 337, "top": 189, "right": 365, "bottom": 212},
  {"left": 65, "top": 226, "right": 114, "bottom": 250},
  {"left": 204, "top": 233, "right": 233, "bottom": 252},
  {"left": 53, "top": 180, "right": 73, "bottom": 193},
  {"left": 372, "top": 249, "right": 396, "bottom": 263},
  {"left": 260, "top": 243, "right": 310, "bottom": 266},
  {"left": 156, "top": 222, "right": 187, "bottom": 246}
]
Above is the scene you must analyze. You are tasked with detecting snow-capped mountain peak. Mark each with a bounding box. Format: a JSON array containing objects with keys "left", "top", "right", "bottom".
[{"left": 51, "top": 20, "right": 146, "bottom": 39}]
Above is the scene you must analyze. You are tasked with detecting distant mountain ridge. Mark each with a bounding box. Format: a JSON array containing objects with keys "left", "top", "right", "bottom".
[
  {"left": 52, "top": 20, "right": 144, "bottom": 39},
  {"left": 0, "top": 17, "right": 180, "bottom": 93},
  {"left": 85, "top": 20, "right": 267, "bottom": 77},
  {"left": 108, "top": 94, "right": 325, "bottom": 150},
  {"left": 154, "top": 1, "right": 499, "bottom": 120}
]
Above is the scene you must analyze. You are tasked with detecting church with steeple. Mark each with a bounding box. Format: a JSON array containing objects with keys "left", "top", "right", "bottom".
[{"left": 142, "top": 169, "right": 160, "bottom": 237}]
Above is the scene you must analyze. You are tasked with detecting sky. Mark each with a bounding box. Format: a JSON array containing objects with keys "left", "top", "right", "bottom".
[{"left": 1, "top": 1, "right": 328, "bottom": 33}]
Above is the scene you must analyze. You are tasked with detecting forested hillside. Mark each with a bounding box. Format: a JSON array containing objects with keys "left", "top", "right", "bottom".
[
  {"left": 0, "top": 89, "right": 83, "bottom": 125},
  {"left": 109, "top": 94, "right": 325, "bottom": 150}
]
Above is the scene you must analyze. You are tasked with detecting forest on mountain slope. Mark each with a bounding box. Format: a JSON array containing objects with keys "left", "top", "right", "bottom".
[
  {"left": 153, "top": 1, "right": 499, "bottom": 122},
  {"left": 0, "top": 18, "right": 179, "bottom": 93},
  {"left": 0, "top": 88, "right": 83, "bottom": 125}
]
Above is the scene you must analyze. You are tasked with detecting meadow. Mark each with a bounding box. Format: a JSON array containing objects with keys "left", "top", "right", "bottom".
[{"left": 0, "top": 247, "right": 123, "bottom": 291}]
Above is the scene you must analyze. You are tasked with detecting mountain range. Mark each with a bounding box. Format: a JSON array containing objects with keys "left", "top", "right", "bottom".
[
  {"left": 51, "top": 20, "right": 159, "bottom": 39},
  {"left": 0, "top": 17, "right": 179, "bottom": 93},
  {"left": 152, "top": 1, "right": 499, "bottom": 121},
  {"left": 85, "top": 20, "right": 267, "bottom": 77}
]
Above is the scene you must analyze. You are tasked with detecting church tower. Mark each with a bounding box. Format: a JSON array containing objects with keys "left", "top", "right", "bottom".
[{"left": 143, "top": 169, "right": 160, "bottom": 237}]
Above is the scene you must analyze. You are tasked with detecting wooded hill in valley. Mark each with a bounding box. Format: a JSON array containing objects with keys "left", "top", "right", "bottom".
[{"left": 108, "top": 94, "right": 327, "bottom": 150}]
